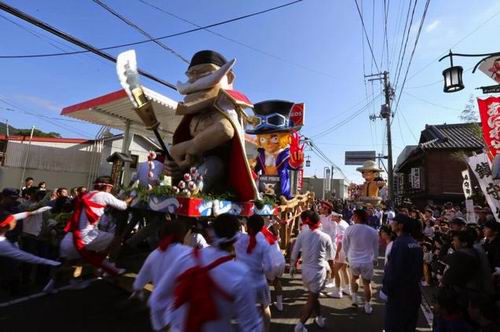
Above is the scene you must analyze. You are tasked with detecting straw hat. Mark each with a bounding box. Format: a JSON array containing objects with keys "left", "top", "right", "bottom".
[{"left": 356, "top": 160, "right": 383, "bottom": 173}]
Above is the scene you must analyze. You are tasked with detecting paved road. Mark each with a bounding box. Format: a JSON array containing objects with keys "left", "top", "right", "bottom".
[{"left": 0, "top": 256, "right": 432, "bottom": 332}]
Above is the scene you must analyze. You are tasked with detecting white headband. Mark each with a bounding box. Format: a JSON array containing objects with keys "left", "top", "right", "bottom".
[{"left": 212, "top": 232, "right": 240, "bottom": 246}]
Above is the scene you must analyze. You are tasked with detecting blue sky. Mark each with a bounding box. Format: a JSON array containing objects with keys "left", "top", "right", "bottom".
[{"left": 0, "top": 0, "right": 499, "bottom": 182}]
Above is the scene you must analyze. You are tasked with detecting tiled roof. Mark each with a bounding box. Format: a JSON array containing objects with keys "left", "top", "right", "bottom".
[{"left": 418, "top": 123, "right": 484, "bottom": 150}]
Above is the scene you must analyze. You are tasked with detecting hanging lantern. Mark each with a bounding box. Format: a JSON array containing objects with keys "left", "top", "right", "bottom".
[
  {"left": 442, "top": 52, "right": 464, "bottom": 93},
  {"left": 305, "top": 156, "right": 311, "bottom": 167}
]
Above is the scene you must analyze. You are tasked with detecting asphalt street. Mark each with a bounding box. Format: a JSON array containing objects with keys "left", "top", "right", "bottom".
[{"left": 0, "top": 256, "right": 432, "bottom": 332}]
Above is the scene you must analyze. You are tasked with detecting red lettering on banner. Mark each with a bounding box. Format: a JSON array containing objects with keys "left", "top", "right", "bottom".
[
  {"left": 297, "top": 168, "right": 304, "bottom": 192},
  {"left": 478, "top": 97, "right": 500, "bottom": 158},
  {"left": 290, "top": 103, "right": 305, "bottom": 128}
]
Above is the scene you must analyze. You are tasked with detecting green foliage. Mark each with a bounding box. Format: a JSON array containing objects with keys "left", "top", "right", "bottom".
[
  {"left": 15, "top": 129, "right": 61, "bottom": 138},
  {"left": 0, "top": 122, "right": 61, "bottom": 138},
  {"left": 254, "top": 195, "right": 277, "bottom": 209}
]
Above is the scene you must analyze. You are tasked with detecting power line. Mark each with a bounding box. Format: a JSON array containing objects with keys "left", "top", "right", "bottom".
[
  {"left": 399, "top": 109, "right": 418, "bottom": 141},
  {"left": 406, "top": 5, "right": 500, "bottom": 82},
  {"left": 393, "top": 0, "right": 432, "bottom": 116},
  {"left": 393, "top": 0, "right": 418, "bottom": 91},
  {"left": 307, "top": 139, "right": 348, "bottom": 179},
  {"left": 0, "top": 98, "right": 91, "bottom": 137},
  {"left": 383, "top": 0, "right": 390, "bottom": 69},
  {"left": 311, "top": 93, "right": 381, "bottom": 139},
  {"left": 92, "top": 0, "right": 189, "bottom": 64},
  {"left": 0, "top": 106, "right": 82, "bottom": 123},
  {"left": 404, "top": 91, "right": 461, "bottom": 111},
  {"left": 388, "top": 0, "right": 406, "bottom": 73},
  {"left": 137, "top": 0, "right": 334, "bottom": 79},
  {"left": 0, "top": 0, "right": 303, "bottom": 63},
  {"left": 353, "top": 0, "right": 380, "bottom": 73},
  {"left": 0, "top": 1, "right": 176, "bottom": 90}
]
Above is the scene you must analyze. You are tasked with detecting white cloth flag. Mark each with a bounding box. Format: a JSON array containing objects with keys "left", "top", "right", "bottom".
[{"left": 468, "top": 153, "right": 500, "bottom": 222}]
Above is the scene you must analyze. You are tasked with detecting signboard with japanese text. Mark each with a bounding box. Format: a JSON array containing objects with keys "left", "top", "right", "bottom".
[
  {"left": 477, "top": 97, "right": 500, "bottom": 158},
  {"left": 468, "top": 153, "right": 500, "bottom": 222},
  {"left": 462, "top": 169, "right": 473, "bottom": 199},
  {"left": 324, "top": 167, "right": 331, "bottom": 192},
  {"left": 410, "top": 168, "right": 422, "bottom": 189}
]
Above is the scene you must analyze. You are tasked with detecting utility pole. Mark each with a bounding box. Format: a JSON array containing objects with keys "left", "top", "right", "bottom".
[{"left": 367, "top": 71, "right": 395, "bottom": 207}]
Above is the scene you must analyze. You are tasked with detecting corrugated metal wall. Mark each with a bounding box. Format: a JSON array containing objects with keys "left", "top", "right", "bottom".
[{"left": 4, "top": 142, "right": 93, "bottom": 172}]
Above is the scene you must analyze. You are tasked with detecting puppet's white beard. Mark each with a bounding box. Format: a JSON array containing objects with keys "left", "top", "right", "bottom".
[{"left": 176, "top": 59, "right": 235, "bottom": 95}]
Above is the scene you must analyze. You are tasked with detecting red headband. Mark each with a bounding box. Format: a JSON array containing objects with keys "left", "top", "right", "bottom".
[{"left": 0, "top": 215, "right": 15, "bottom": 228}]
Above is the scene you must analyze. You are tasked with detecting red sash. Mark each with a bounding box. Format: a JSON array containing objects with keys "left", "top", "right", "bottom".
[
  {"left": 261, "top": 227, "right": 277, "bottom": 245},
  {"left": 173, "top": 248, "right": 234, "bottom": 332},
  {"left": 65, "top": 192, "right": 118, "bottom": 276},
  {"left": 246, "top": 230, "right": 257, "bottom": 254}
]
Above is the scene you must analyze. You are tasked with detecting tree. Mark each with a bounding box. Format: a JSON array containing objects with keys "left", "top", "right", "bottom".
[{"left": 14, "top": 129, "right": 61, "bottom": 138}]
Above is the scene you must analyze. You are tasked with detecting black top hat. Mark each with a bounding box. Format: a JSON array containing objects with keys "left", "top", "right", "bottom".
[
  {"left": 189, "top": 50, "right": 227, "bottom": 69},
  {"left": 247, "top": 100, "right": 295, "bottom": 135}
]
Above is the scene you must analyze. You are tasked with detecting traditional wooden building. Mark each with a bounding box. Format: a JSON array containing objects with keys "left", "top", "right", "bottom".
[{"left": 394, "top": 123, "right": 483, "bottom": 208}]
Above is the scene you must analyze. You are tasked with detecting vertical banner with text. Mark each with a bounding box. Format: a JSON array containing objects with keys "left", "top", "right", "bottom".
[
  {"left": 477, "top": 97, "right": 500, "bottom": 158},
  {"left": 468, "top": 153, "right": 500, "bottom": 222}
]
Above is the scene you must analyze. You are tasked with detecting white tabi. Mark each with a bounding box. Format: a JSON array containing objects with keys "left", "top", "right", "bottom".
[
  {"left": 150, "top": 246, "right": 262, "bottom": 332},
  {"left": 60, "top": 191, "right": 127, "bottom": 259},
  {"left": 291, "top": 227, "right": 334, "bottom": 293},
  {"left": 234, "top": 232, "right": 273, "bottom": 306},
  {"left": 134, "top": 243, "right": 191, "bottom": 331}
]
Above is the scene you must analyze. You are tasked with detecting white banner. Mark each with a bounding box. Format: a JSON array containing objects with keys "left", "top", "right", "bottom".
[
  {"left": 465, "top": 199, "right": 477, "bottom": 224},
  {"left": 478, "top": 56, "right": 500, "bottom": 84},
  {"left": 468, "top": 153, "right": 500, "bottom": 222},
  {"left": 461, "top": 169, "right": 473, "bottom": 199}
]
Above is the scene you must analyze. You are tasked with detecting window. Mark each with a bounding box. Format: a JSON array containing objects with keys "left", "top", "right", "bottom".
[{"left": 130, "top": 154, "right": 139, "bottom": 169}]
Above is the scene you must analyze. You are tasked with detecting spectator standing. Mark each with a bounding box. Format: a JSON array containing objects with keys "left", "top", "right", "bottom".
[
  {"left": 483, "top": 220, "right": 500, "bottom": 273},
  {"left": 383, "top": 214, "right": 423, "bottom": 332},
  {"left": 21, "top": 177, "right": 34, "bottom": 197}
]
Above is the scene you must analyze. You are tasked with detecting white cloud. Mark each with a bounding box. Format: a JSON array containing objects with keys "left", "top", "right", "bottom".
[{"left": 425, "top": 20, "right": 441, "bottom": 33}]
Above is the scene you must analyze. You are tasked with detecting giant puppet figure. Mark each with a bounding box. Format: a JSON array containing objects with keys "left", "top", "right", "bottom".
[
  {"left": 356, "top": 160, "right": 386, "bottom": 205},
  {"left": 247, "top": 100, "right": 304, "bottom": 199},
  {"left": 167, "top": 50, "right": 257, "bottom": 201}
]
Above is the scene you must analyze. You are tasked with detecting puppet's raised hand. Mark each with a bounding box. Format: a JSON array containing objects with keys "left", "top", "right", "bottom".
[{"left": 289, "top": 130, "right": 304, "bottom": 169}]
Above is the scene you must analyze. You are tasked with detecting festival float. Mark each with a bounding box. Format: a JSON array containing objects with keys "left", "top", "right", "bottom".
[
  {"left": 116, "top": 49, "right": 314, "bottom": 234},
  {"left": 354, "top": 160, "right": 386, "bottom": 206}
]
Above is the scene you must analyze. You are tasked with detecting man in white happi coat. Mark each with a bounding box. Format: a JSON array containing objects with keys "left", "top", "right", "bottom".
[
  {"left": 318, "top": 201, "right": 337, "bottom": 289},
  {"left": 59, "top": 176, "right": 131, "bottom": 276},
  {"left": 149, "top": 214, "right": 262, "bottom": 332},
  {"left": 330, "top": 211, "right": 351, "bottom": 298},
  {"left": 235, "top": 214, "right": 273, "bottom": 332},
  {"left": 342, "top": 208, "right": 379, "bottom": 314},
  {"left": 291, "top": 210, "right": 334, "bottom": 332},
  {"left": 132, "top": 219, "right": 190, "bottom": 331}
]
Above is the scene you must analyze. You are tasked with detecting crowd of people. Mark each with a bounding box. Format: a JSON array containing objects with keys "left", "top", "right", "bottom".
[{"left": 1, "top": 175, "right": 500, "bottom": 331}]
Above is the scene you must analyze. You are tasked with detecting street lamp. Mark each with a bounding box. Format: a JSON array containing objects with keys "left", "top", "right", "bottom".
[
  {"left": 439, "top": 50, "right": 500, "bottom": 93},
  {"left": 442, "top": 51, "right": 464, "bottom": 93},
  {"left": 305, "top": 155, "right": 311, "bottom": 167}
]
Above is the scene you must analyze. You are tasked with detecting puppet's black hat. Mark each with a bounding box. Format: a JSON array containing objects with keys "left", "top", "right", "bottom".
[
  {"left": 246, "top": 100, "right": 294, "bottom": 134},
  {"left": 189, "top": 50, "right": 227, "bottom": 69}
]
